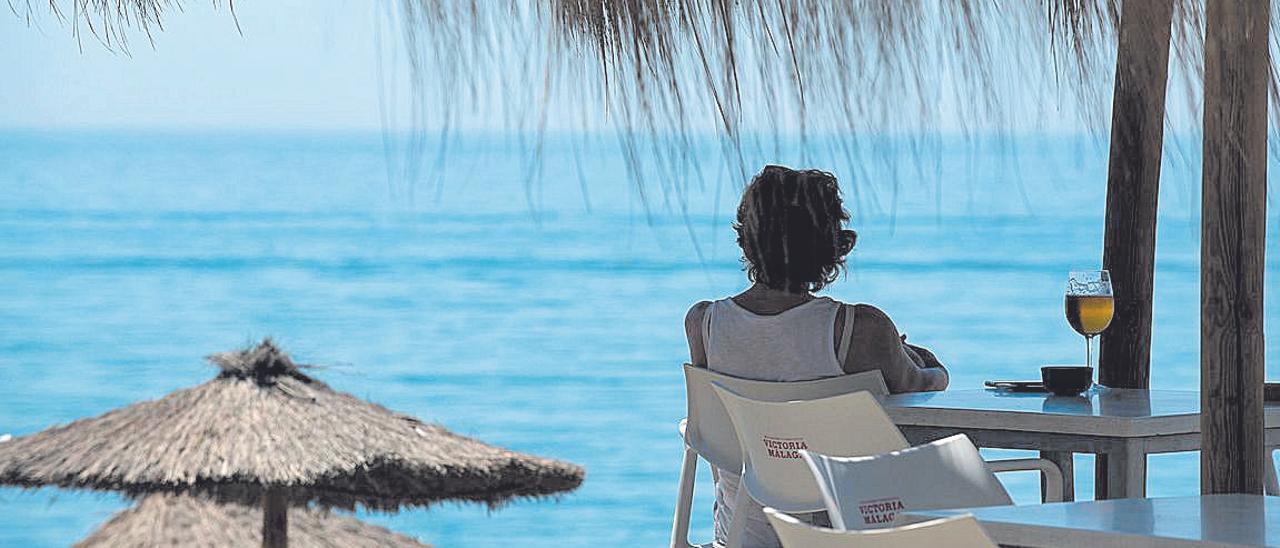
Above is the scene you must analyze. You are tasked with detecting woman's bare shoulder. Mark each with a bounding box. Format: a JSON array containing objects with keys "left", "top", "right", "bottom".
[
  {"left": 851, "top": 304, "right": 897, "bottom": 331},
  {"left": 684, "top": 301, "right": 713, "bottom": 336},
  {"left": 684, "top": 301, "right": 714, "bottom": 368},
  {"left": 850, "top": 303, "right": 902, "bottom": 347}
]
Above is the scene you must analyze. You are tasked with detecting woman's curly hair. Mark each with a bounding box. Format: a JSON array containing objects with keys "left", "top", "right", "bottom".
[{"left": 734, "top": 165, "right": 857, "bottom": 293}]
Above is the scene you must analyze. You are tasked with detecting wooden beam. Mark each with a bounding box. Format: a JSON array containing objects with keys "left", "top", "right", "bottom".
[
  {"left": 1098, "top": 0, "right": 1173, "bottom": 390},
  {"left": 263, "top": 489, "right": 289, "bottom": 548},
  {"left": 1200, "top": 0, "right": 1269, "bottom": 496}
]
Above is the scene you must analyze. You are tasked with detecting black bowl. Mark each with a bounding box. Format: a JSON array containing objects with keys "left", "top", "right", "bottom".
[{"left": 1041, "top": 366, "right": 1094, "bottom": 396}]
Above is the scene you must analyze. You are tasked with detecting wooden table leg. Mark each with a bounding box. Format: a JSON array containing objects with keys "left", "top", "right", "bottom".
[
  {"left": 1040, "top": 451, "right": 1075, "bottom": 502},
  {"left": 1265, "top": 447, "right": 1279, "bottom": 496},
  {"left": 1095, "top": 442, "right": 1147, "bottom": 499}
]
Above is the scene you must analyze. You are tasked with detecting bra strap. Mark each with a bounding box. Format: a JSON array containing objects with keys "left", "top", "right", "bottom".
[
  {"left": 702, "top": 300, "right": 717, "bottom": 353},
  {"left": 836, "top": 304, "right": 857, "bottom": 365}
]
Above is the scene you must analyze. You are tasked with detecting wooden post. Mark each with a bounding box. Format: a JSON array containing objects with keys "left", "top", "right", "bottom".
[
  {"left": 1098, "top": 0, "right": 1173, "bottom": 390},
  {"left": 263, "top": 489, "right": 289, "bottom": 548},
  {"left": 1094, "top": 0, "right": 1174, "bottom": 496},
  {"left": 1200, "top": 0, "right": 1269, "bottom": 495}
]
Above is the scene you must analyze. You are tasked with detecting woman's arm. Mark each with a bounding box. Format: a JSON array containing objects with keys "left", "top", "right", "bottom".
[
  {"left": 684, "top": 301, "right": 712, "bottom": 367},
  {"left": 843, "top": 304, "right": 948, "bottom": 393},
  {"left": 900, "top": 341, "right": 929, "bottom": 368},
  {"left": 905, "top": 342, "right": 946, "bottom": 369}
]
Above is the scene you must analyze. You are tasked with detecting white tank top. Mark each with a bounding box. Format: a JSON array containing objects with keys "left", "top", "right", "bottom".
[
  {"left": 704, "top": 296, "right": 851, "bottom": 381},
  {"left": 702, "top": 295, "right": 854, "bottom": 547}
]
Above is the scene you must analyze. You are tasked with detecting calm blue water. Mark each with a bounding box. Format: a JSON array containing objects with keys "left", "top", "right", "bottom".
[{"left": 0, "top": 131, "right": 1277, "bottom": 546}]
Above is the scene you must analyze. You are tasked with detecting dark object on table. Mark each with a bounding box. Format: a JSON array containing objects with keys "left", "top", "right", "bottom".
[
  {"left": 1042, "top": 366, "right": 1094, "bottom": 396},
  {"left": 1265, "top": 383, "right": 1280, "bottom": 403},
  {"left": 984, "top": 380, "right": 1048, "bottom": 393}
]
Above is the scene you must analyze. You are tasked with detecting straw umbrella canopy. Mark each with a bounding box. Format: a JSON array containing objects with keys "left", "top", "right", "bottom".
[
  {"left": 0, "top": 340, "right": 584, "bottom": 547},
  {"left": 77, "top": 494, "right": 431, "bottom": 548}
]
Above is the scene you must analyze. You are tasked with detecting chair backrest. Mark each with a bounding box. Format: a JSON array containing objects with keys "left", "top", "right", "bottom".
[
  {"left": 802, "top": 434, "right": 1013, "bottom": 530},
  {"left": 683, "top": 364, "right": 888, "bottom": 473},
  {"left": 712, "top": 383, "right": 906, "bottom": 513},
  {"left": 763, "top": 508, "right": 998, "bottom": 548}
]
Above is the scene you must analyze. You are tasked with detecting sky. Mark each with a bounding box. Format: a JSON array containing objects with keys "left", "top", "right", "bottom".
[
  {"left": 2, "top": 1, "right": 402, "bottom": 131},
  {"left": 0, "top": 1, "right": 1124, "bottom": 134}
]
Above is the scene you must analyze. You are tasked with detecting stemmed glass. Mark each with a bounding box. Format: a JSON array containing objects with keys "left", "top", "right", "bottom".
[{"left": 1065, "top": 270, "right": 1115, "bottom": 367}]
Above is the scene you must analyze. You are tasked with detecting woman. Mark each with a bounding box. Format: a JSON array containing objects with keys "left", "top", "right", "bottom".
[{"left": 684, "top": 165, "right": 948, "bottom": 547}]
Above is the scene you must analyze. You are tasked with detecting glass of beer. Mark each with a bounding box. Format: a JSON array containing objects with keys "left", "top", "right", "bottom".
[{"left": 1065, "top": 270, "right": 1114, "bottom": 367}]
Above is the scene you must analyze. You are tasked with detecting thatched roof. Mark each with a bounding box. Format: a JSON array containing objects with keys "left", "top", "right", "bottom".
[
  {"left": 22, "top": 1, "right": 1280, "bottom": 211},
  {"left": 391, "top": 1, "right": 1280, "bottom": 208},
  {"left": 26, "top": 3, "right": 1279, "bottom": 145},
  {"left": 22, "top": 2, "right": 1248, "bottom": 131},
  {"left": 396, "top": 1, "right": 1278, "bottom": 132},
  {"left": 76, "top": 494, "right": 430, "bottom": 548},
  {"left": 0, "top": 340, "right": 584, "bottom": 511}
]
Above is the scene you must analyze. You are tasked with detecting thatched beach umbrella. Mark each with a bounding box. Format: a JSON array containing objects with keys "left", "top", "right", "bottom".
[
  {"left": 77, "top": 494, "right": 431, "bottom": 548},
  {"left": 0, "top": 340, "right": 584, "bottom": 547}
]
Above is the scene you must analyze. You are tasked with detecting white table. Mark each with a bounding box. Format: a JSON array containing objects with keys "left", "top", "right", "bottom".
[
  {"left": 881, "top": 388, "right": 1280, "bottom": 500},
  {"left": 917, "top": 494, "right": 1280, "bottom": 547}
]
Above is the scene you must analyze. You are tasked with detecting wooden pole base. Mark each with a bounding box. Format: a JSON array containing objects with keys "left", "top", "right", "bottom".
[{"left": 263, "top": 489, "right": 289, "bottom": 548}]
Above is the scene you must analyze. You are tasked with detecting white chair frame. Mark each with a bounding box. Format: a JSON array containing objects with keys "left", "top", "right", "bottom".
[
  {"left": 671, "top": 364, "right": 889, "bottom": 548},
  {"left": 763, "top": 507, "right": 998, "bottom": 548},
  {"left": 713, "top": 385, "right": 1063, "bottom": 548},
  {"left": 803, "top": 434, "right": 1056, "bottom": 530}
]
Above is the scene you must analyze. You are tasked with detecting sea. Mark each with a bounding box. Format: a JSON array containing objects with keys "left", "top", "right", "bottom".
[{"left": 0, "top": 130, "right": 1277, "bottom": 546}]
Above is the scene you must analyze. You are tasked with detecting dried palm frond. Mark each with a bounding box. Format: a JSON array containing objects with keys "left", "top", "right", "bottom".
[
  {"left": 14, "top": 0, "right": 178, "bottom": 52},
  {"left": 389, "top": 0, "right": 1280, "bottom": 210},
  {"left": 18, "top": 2, "right": 1280, "bottom": 203}
]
